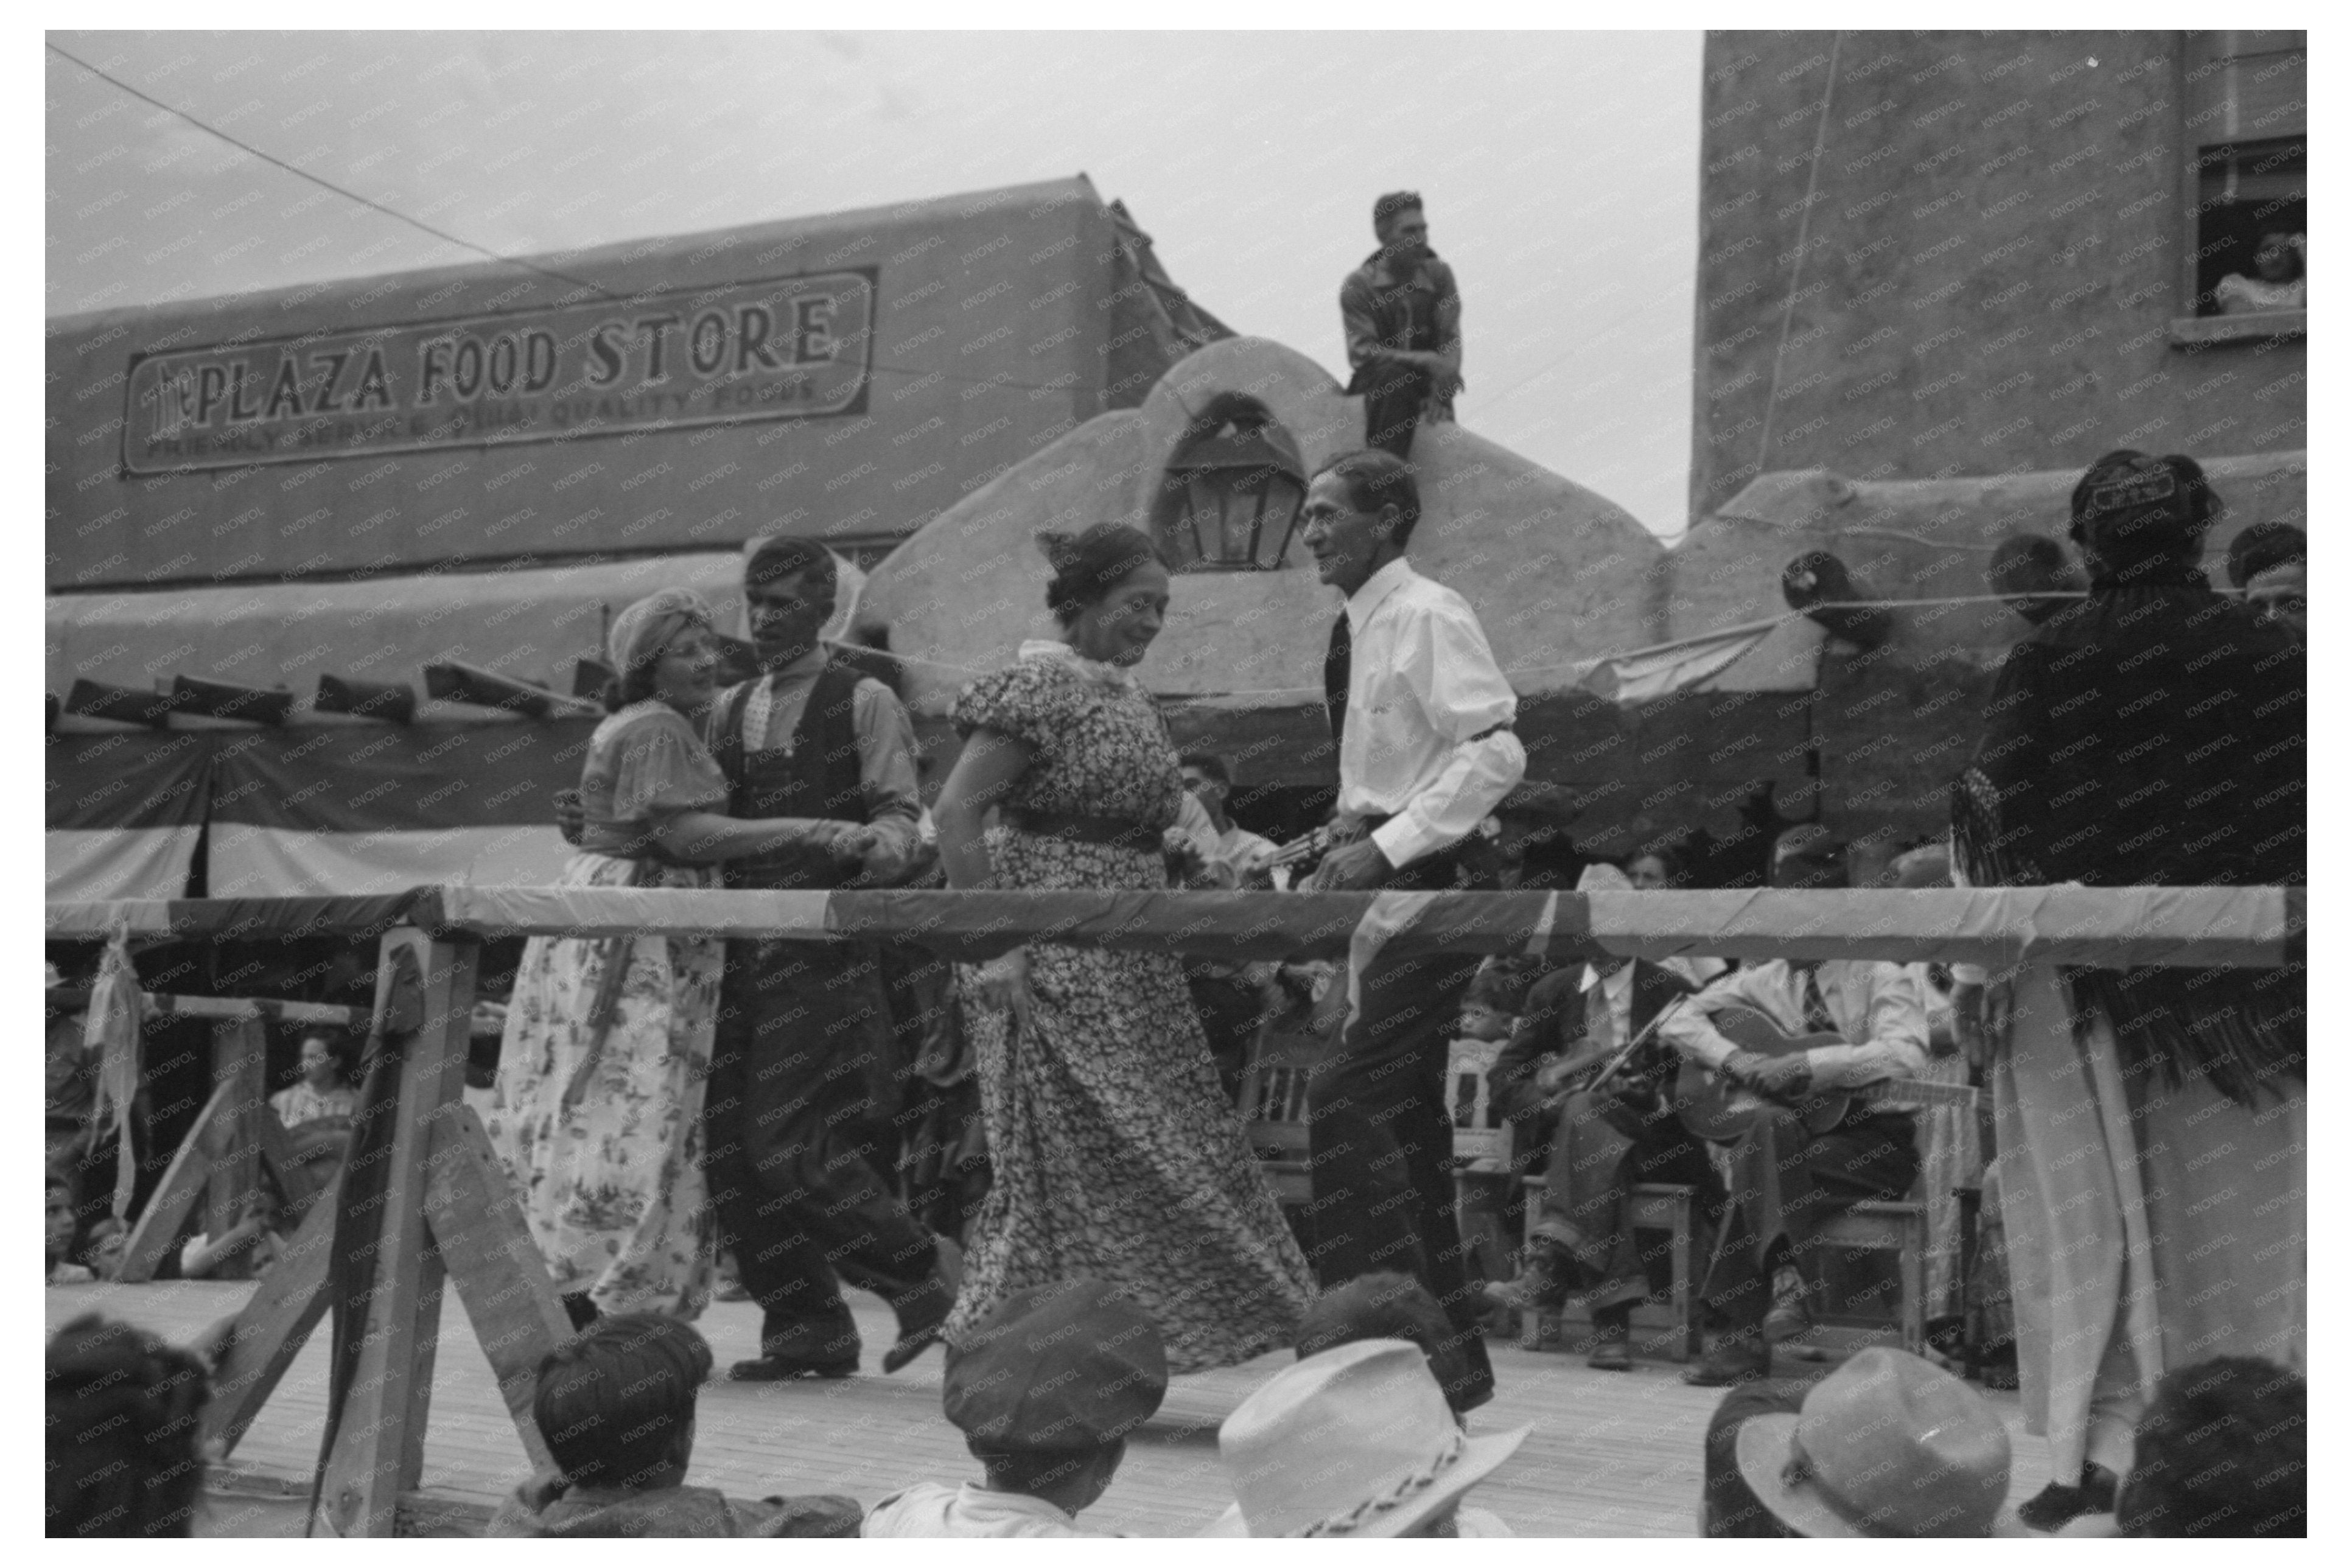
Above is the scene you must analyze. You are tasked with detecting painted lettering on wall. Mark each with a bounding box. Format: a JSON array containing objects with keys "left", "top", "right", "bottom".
[{"left": 121, "top": 269, "right": 875, "bottom": 475}]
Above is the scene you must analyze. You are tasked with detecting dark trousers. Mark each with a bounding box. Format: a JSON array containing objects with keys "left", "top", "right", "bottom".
[
  {"left": 1699, "top": 1108, "right": 1919, "bottom": 1332},
  {"left": 1357, "top": 360, "right": 1429, "bottom": 460},
  {"left": 704, "top": 936, "right": 936, "bottom": 1360},
  {"left": 1532, "top": 1089, "right": 1726, "bottom": 1311},
  {"left": 1186, "top": 967, "right": 1264, "bottom": 1105},
  {"left": 1304, "top": 903, "right": 1494, "bottom": 1408}
]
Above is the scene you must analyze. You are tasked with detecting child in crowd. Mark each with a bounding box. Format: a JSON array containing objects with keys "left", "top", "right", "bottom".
[
  {"left": 864, "top": 1278, "right": 1169, "bottom": 1538},
  {"left": 1714, "top": 1347, "right": 2017, "bottom": 1536},
  {"left": 1294, "top": 1270, "right": 1481, "bottom": 1423},
  {"left": 2112, "top": 1356, "right": 2305, "bottom": 1538},
  {"left": 47, "top": 1314, "right": 212, "bottom": 1537},
  {"left": 178, "top": 1186, "right": 285, "bottom": 1280},
  {"left": 46, "top": 1177, "right": 93, "bottom": 1284},
  {"left": 490, "top": 1313, "right": 861, "bottom": 1537},
  {"left": 1202, "top": 1340, "right": 1530, "bottom": 1537}
]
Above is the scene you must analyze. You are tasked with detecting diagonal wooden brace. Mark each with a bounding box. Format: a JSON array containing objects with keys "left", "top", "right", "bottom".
[
  {"left": 116, "top": 1075, "right": 240, "bottom": 1283},
  {"left": 198, "top": 1166, "right": 343, "bottom": 1455},
  {"left": 421, "top": 1104, "right": 572, "bottom": 1475}
]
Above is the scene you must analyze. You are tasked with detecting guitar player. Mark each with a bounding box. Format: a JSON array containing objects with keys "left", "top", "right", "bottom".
[
  {"left": 1482, "top": 863, "right": 1726, "bottom": 1371},
  {"left": 1659, "top": 827, "right": 1930, "bottom": 1387}
]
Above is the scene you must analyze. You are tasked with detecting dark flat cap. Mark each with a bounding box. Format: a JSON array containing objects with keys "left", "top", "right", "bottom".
[{"left": 942, "top": 1279, "right": 1167, "bottom": 1452}]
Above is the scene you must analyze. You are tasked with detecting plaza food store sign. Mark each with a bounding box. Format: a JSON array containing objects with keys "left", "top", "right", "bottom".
[{"left": 120, "top": 269, "right": 875, "bottom": 474}]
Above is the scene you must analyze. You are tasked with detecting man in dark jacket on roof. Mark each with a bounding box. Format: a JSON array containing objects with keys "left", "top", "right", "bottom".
[{"left": 1340, "top": 191, "right": 1463, "bottom": 460}]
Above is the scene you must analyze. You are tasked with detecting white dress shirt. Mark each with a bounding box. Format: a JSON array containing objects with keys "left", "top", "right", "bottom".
[
  {"left": 862, "top": 1481, "right": 1110, "bottom": 1538},
  {"left": 1658, "top": 959, "right": 1928, "bottom": 1092},
  {"left": 1334, "top": 558, "right": 1526, "bottom": 869}
]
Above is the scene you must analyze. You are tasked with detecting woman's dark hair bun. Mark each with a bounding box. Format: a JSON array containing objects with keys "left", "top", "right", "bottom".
[{"left": 1040, "top": 523, "right": 1164, "bottom": 626}]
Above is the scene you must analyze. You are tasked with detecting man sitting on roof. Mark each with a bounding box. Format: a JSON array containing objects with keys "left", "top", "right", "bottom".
[{"left": 1340, "top": 191, "right": 1463, "bottom": 460}]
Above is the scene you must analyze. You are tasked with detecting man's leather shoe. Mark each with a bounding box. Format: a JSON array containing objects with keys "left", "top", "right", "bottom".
[
  {"left": 729, "top": 1352, "right": 856, "bottom": 1382},
  {"left": 1584, "top": 1315, "right": 1633, "bottom": 1372},
  {"left": 2015, "top": 1463, "right": 2119, "bottom": 1531},
  {"left": 1483, "top": 1242, "right": 1573, "bottom": 1313},
  {"left": 1681, "top": 1333, "right": 1768, "bottom": 1387},
  {"left": 1762, "top": 1273, "right": 1813, "bottom": 1344},
  {"left": 880, "top": 1271, "right": 956, "bottom": 1374}
]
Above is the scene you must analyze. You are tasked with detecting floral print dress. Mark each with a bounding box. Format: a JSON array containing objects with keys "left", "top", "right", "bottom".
[
  {"left": 945, "top": 649, "right": 1313, "bottom": 1373},
  {"left": 485, "top": 701, "right": 724, "bottom": 1317}
]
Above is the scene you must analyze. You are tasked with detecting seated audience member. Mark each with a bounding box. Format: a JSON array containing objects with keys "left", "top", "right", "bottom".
[
  {"left": 79, "top": 1217, "right": 128, "bottom": 1283},
  {"left": 2226, "top": 520, "right": 2307, "bottom": 644},
  {"left": 178, "top": 1186, "right": 286, "bottom": 1281},
  {"left": 2113, "top": 1357, "right": 2306, "bottom": 1538},
  {"left": 271, "top": 1028, "right": 359, "bottom": 1129},
  {"left": 1700, "top": 1379, "right": 1813, "bottom": 1536},
  {"left": 1662, "top": 827, "right": 1927, "bottom": 1386},
  {"left": 492, "top": 1313, "right": 861, "bottom": 1537},
  {"left": 864, "top": 1278, "right": 1168, "bottom": 1538},
  {"left": 1729, "top": 1347, "right": 2014, "bottom": 1536},
  {"left": 1625, "top": 844, "right": 1727, "bottom": 985},
  {"left": 1294, "top": 1272, "right": 1480, "bottom": 1421},
  {"left": 47, "top": 1176, "right": 93, "bottom": 1284},
  {"left": 1485, "top": 862, "right": 1717, "bottom": 1370},
  {"left": 1202, "top": 1340, "right": 1530, "bottom": 1537},
  {"left": 47, "top": 1314, "right": 211, "bottom": 1537},
  {"left": 1454, "top": 970, "right": 1515, "bottom": 1045}
]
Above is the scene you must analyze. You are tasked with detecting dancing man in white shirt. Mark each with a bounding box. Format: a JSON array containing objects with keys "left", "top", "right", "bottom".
[
  {"left": 1299, "top": 449, "right": 1525, "bottom": 1412},
  {"left": 1659, "top": 826, "right": 1928, "bottom": 1387}
]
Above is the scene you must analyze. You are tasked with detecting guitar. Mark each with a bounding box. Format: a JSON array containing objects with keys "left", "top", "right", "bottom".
[{"left": 1672, "top": 1003, "right": 1978, "bottom": 1143}]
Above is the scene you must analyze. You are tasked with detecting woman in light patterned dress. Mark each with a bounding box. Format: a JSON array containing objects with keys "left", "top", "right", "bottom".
[
  {"left": 488, "top": 589, "right": 878, "bottom": 1325},
  {"left": 932, "top": 525, "right": 1314, "bottom": 1374}
]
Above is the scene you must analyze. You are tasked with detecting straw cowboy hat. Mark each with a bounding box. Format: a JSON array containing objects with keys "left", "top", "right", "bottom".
[
  {"left": 1735, "top": 1347, "right": 2013, "bottom": 1537},
  {"left": 1200, "top": 1340, "right": 1530, "bottom": 1537}
]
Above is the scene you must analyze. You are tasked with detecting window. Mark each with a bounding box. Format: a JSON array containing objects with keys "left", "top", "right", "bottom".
[
  {"left": 1150, "top": 393, "right": 1306, "bottom": 572},
  {"left": 2174, "top": 31, "right": 2305, "bottom": 345}
]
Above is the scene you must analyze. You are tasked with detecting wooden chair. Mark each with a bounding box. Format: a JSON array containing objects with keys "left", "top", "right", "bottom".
[
  {"left": 1238, "top": 1024, "right": 1320, "bottom": 1209},
  {"left": 1517, "top": 1177, "right": 1704, "bottom": 1362},
  {"left": 1810, "top": 1199, "right": 1931, "bottom": 1356},
  {"left": 1446, "top": 1040, "right": 1516, "bottom": 1292}
]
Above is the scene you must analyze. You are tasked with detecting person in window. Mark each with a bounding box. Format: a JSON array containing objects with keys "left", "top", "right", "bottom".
[
  {"left": 1340, "top": 192, "right": 1463, "bottom": 459},
  {"left": 2213, "top": 230, "right": 2305, "bottom": 314},
  {"left": 270, "top": 1029, "right": 357, "bottom": 1129}
]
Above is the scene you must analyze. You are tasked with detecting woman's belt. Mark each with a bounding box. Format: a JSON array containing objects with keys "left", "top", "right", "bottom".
[{"left": 1003, "top": 808, "right": 1161, "bottom": 849}]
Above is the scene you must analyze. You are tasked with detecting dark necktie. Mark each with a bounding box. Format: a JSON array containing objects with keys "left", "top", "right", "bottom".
[
  {"left": 1325, "top": 612, "right": 1352, "bottom": 746},
  {"left": 1799, "top": 964, "right": 1838, "bottom": 1035}
]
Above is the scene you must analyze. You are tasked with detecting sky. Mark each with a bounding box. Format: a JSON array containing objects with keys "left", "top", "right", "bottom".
[{"left": 45, "top": 30, "right": 1703, "bottom": 535}]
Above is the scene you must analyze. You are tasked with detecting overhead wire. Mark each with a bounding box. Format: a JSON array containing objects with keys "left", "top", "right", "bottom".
[{"left": 48, "top": 40, "right": 1093, "bottom": 399}]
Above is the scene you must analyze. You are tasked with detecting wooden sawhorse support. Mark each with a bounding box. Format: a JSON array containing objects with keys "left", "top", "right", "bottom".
[{"left": 197, "top": 928, "right": 573, "bottom": 1537}]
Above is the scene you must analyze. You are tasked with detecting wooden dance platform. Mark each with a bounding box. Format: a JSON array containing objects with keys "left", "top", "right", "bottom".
[{"left": 48, "top": 1281, "right": 2051, "bottom": 1538}]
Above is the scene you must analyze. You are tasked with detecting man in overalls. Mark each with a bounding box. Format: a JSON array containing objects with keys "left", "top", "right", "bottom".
[{"left": 703, "top": 536, "right": 953, "bottom": 1381}]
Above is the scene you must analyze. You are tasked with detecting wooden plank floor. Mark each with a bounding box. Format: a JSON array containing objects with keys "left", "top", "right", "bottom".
[{"left": 47, "top": 1281, "right": 2050, "bottom": 1537}]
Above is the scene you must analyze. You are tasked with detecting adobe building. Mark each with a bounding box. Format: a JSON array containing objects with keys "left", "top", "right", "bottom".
[
  {"left": 45, "top": 177, "right": 1230, "bottom": 900},
  {"left": 854, "top": 336, "right": 1817, "bottom": 852},
  {"left": 1666, "top": 29, "right": 2306, "bottom": 862}
]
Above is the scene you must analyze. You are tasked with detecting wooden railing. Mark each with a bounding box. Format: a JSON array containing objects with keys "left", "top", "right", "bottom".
[{"left": 46, "top": 883, "right": 2300, "bottom": 1535}]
